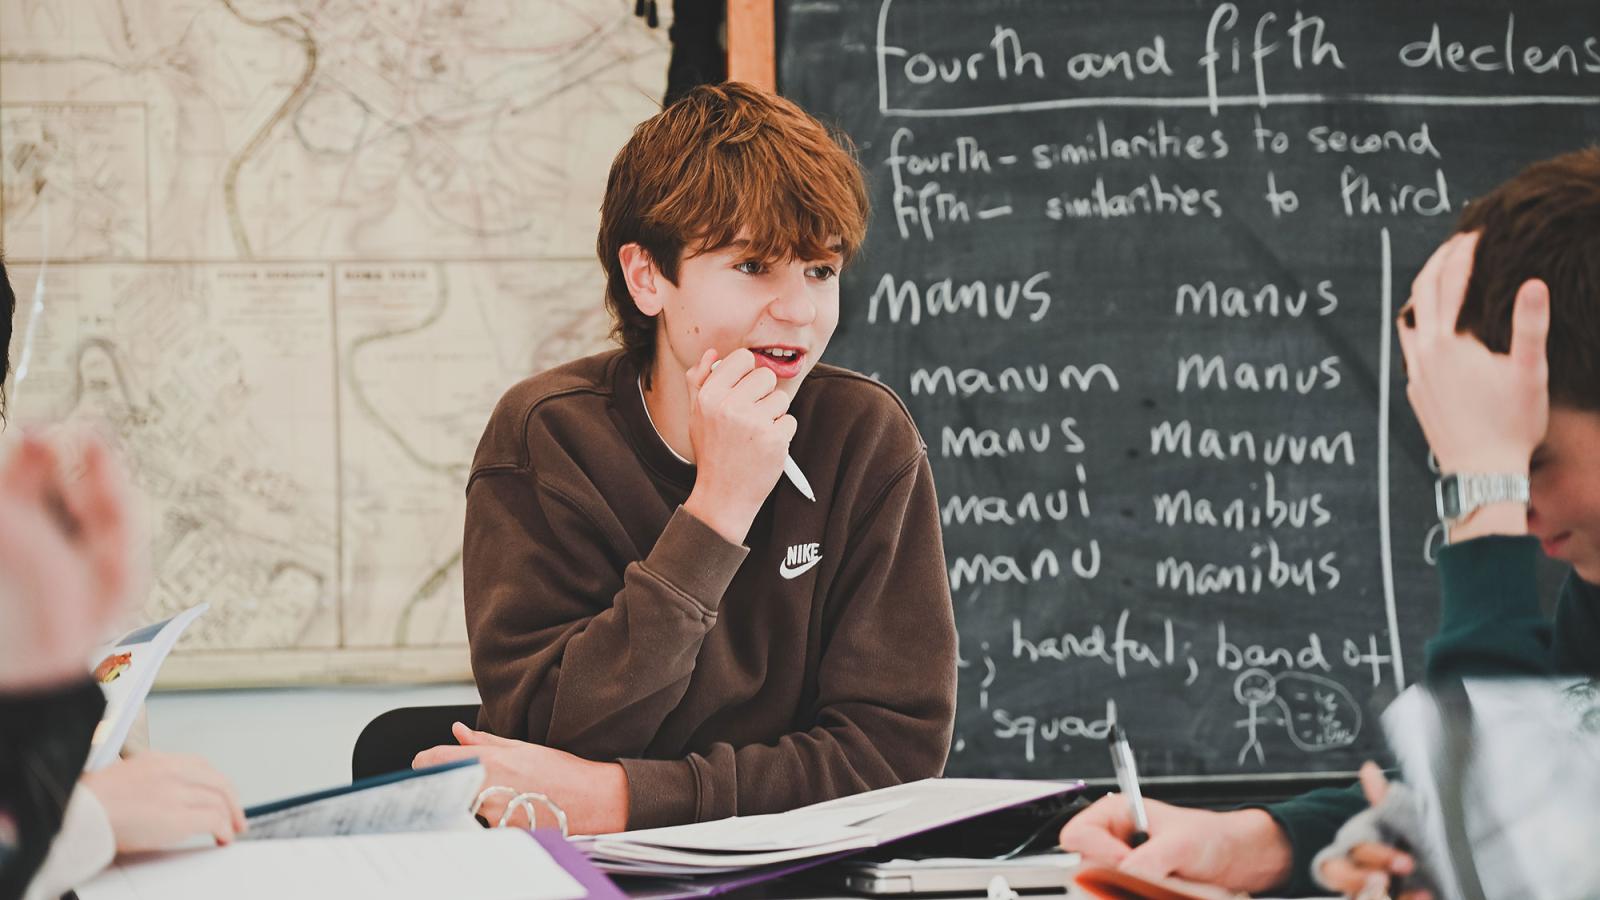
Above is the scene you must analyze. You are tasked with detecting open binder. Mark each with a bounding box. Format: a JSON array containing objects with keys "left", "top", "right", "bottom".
[{"left": 576, "top": 777, "right": 1085, "bottom": 899}]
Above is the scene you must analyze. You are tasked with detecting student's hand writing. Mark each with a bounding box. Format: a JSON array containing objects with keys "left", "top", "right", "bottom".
[
  {"left": 1398, "top": 231, "right": 1548, "bottom": 489},
  {"left": 413, "top": 722, "right": 629, "bottom": 835},
  {"left": 681, "top": 347, "right": 796, "bottom": 543},
  {"left": 0, "top": 432, "right": 138, "bottom": 691},
  {"left": 1059, "top": 795, "right": 1292, "bottom": 893},
  {"left": 81, "top": 752, "right": 247, "bottom": 851},
  {"left": 1316, "top": 763, "right": 1431, "bottom": 900}
]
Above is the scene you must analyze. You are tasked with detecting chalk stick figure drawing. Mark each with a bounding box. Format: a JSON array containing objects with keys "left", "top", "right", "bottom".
[
  {"left": 1233, "top": 667, "right": 1362, "bottom": 767},
  {"left": 1234, "top": 669, "right": 1279, "bottom": 765}
]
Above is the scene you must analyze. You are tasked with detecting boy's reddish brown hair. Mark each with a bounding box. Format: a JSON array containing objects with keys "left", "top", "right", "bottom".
[
  {"left": 597, "top": 82, "right": 868, "bottom": 380},
  {"left": 1457, "top": 147, "right": 1600, "bottom": 411}
]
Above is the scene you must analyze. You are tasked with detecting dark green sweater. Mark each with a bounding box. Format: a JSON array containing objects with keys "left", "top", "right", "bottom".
[{"left": 1261, "top": 535, "right": 1600, "bottom": 895}]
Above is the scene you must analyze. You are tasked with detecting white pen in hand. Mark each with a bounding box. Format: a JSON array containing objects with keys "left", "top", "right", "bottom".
[
  {"left": 710, "top": 358, "right": 814, "bottom": 502},
  {"left": 1106, "top": 699, "right": 1150, "bottom": 847}
]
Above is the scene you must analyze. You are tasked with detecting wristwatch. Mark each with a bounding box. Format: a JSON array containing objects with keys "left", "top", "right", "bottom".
[{"left": 1435, "top": 472, "right": 1530, "bottom": 528}]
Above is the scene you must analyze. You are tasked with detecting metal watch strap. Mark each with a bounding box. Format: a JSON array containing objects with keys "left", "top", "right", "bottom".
[{"left": 1437, "top": 472, "right": 1530, "bottom": 526}]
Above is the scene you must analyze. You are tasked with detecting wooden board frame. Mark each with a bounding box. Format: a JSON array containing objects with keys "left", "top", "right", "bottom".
[{"left": 727, "top": 0, "right": 776, "bottom": 89}]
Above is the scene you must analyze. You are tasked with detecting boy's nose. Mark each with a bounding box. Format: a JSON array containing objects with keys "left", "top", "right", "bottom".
[{"left": 767, "top": 288, "right": 816, "bottom": 325}]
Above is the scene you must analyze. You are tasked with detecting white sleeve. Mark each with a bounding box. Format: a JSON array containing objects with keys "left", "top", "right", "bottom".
[{"left": 24, "top": 786, "right": 115, "bottom": 900}]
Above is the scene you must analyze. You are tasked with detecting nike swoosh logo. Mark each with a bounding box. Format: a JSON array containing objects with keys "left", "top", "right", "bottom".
[{"left": 778, "top": 556, "right": 822, "bottom": 580}]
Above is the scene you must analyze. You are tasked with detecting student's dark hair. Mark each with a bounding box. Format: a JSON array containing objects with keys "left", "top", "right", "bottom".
[
  {"left": 597, "top": 81, "right": 868, "bottom": 384},
  {"left": 1, "top": 256, "right": 13, "bottom": 423},
  {"left": 1457, "top": 147, "right": 1600, "bottom": 412}
]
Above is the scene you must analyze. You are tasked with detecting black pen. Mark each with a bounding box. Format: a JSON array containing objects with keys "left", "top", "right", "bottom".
[{"left": 1106, "top": 700, "right": 1150, "bottom": 847}]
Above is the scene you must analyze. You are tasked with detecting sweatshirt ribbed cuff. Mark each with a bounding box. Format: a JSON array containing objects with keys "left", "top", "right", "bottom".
[
  {"left": 1259, "top": 784, "right": 1367, "bottom": 896},
  {"left": 618, "top": 756, "right": 700, "bottom": 829},
  {"left": 640, "top": 507, "right": 748, "bottom": 614},
  {"left": 1437, "top": 534, "right": 1542, "bottom": 625}
]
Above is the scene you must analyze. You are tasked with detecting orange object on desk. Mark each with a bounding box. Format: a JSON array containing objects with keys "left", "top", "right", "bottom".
[{"left": 1074, "top": 865, "right": 1247, "bottom": 900}]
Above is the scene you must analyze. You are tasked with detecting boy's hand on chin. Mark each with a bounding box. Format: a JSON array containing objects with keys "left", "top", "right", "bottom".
[{"left": 682, "top": 348, "right": 797, "bottom": 544}]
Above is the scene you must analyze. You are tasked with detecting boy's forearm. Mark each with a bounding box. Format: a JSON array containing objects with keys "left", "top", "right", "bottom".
[
  {"left": 619, "top": 701, "right": 952, "bottom": 828},
  {"left": 1425, "top": 535, "right": 1553, "bottom": 681},
  {"left": 536, "top": 511, "right": 747, "bottom": 754},
  {"left": 468, "top": 478, "right": 746, "bottom": 753}
]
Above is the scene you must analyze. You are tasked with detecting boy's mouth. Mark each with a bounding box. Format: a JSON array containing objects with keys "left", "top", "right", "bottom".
[
  {"left": 1541, "top": 531, "right": 1572, "bottom": 557},
  {"left": 750, "top": 345, "right": 806, "bottom": 378}
]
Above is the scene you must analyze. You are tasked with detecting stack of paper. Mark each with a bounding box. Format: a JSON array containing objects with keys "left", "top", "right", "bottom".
[
  {"left": 578, "top": 799, "right": 903, "bottom": 875},
  {"left": 576, "top": 778, "right": 1081, "bottom": 879}
]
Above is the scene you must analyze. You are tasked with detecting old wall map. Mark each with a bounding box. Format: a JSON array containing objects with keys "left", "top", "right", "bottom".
[{"left": 0, "top": 0, "right": 667, "bottom": 686}]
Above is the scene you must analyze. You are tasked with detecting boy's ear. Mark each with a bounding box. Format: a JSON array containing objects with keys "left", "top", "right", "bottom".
[{"left": 619, "top": 243, "right": 663, "bottom": 317}]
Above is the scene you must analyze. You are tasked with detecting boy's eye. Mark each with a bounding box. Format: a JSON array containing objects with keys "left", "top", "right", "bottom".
[
  {"left": 734, "top": 260, "right": 766, "bottom": 275},
  {"left": 806, "top": 264, "right": 838, "bottom": 281}
]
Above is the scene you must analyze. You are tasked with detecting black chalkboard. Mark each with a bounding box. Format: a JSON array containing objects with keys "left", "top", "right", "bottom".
[{"left": 779, "top": 0, "right": 1595, "bottom": 781}]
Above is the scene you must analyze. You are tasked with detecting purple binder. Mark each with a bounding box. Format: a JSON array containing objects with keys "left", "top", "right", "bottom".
[{"left": 532, "top": 829, "right": 629, "bottom": 900}]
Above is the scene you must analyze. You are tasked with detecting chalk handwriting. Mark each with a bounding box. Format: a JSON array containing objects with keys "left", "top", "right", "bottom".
[
  {"left": 1174, "top": 279, "right": 1338, "bottom": 318},
  {"left": 1340, "top": 166, "right": 1453, "bottom": 217},
  {"left": 1156, "top": 540, "right": 1341, "bottom": 596},
  {"left": 1149, "top": 420, "right": 1356, "bottom": 465},
  {"left": 942, "top": 474, "right": 1092, "bottom": 526},
  {"left": 878, "top": 24, "right": 1046, "bottom": 87},
  {"left": 1031, "top": 118, "right": 1228, "bottom": 168},
  {"left": 992, "top": 706, "right": 1112, "bottom": 763},
  {"left": 1011, "top": 610, "right": 1193, "bottom": 682},
  {"left": 1399, "top": 17, "right": 1600, "bottom": 76},
  {"left": 939, "top": 419, "right": 1086, "bottom": 458},
  {"left": 1307, "top": 123, "right": 1441, "bottom": 158},
  {"left": 868, "top": 271, "right": 1051, "bottom": 324},
  {"left": 950, "top": 542, "right": 1100, "bottom": 590},
  {"left": 1201, "top": 5, "right": 1345, "bottom": 114},
  {"left": 1045, "top": 174, "right": 1222, "bottom": 220},
  {"left": 911, "top": 363, "right": 1120, "bottom": 397},
  {"left": 1152, "top": 472, "right": 1333, "bottom": 530},
  {"left": 1176, "top": 354, "right": 1342, "bottom": 394}
]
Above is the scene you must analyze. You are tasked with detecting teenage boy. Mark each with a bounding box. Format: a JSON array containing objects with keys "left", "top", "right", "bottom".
[
  {"left": 414, "top": 83, "right": 958, "bottom": 834},
  {"left": 1317, "top": 151, "right": 1600, "bottom": 896},
  {"left": 1060, "top": 148, "right": 1600, "bottom": 895}
]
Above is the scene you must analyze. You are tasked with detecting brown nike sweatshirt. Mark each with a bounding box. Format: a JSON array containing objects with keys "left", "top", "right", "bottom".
[{"left": 464, "top": 350, "right": 957, "bottom": 829}]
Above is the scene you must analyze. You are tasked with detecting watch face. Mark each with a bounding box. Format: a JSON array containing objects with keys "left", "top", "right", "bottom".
[{"left": 1436, "top": 476, "right": 1462, "bottom": 520}]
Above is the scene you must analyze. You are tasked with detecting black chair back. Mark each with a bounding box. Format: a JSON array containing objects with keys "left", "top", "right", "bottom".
[{"left": 351, "top": 703, "right": 481, "bottom": 781}]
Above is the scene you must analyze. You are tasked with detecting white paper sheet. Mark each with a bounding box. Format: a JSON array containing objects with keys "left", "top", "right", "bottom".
[
  {"left": 606, "top": 799, "right": 908, "bottom": 852},
  {"left": 87, "top": 604, "right": 208, "bottom": 770}
]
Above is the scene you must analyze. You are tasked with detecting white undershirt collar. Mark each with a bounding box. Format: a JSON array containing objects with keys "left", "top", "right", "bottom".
[{"left": 638, "top": 374, "right": 692, "bottom": 465}]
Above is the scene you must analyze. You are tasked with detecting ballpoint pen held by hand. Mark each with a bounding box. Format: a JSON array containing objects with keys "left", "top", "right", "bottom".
[{"left": 1106, "top": 699, "right": 1151, "bottom": 848}]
